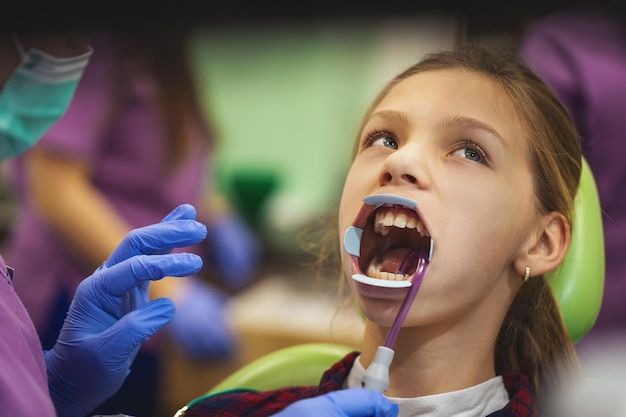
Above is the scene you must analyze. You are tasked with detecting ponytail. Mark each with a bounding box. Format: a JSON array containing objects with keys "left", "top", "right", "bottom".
[{"left": 495, "top": 276, "right": 580, "bottom": 412}]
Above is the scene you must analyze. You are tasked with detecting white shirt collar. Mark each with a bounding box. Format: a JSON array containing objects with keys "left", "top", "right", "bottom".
[{"left": 346, "top": 354, "right": 509, "bottom": 417}]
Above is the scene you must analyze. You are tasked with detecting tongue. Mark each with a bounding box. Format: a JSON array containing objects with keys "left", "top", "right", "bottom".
[{"left": 381, "top": 248, "right": 419, "bottom": 274}]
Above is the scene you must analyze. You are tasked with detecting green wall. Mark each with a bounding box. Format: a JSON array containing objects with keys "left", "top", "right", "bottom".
[{"left": 188, "top": 17, "right": 458, "bottom": 249}]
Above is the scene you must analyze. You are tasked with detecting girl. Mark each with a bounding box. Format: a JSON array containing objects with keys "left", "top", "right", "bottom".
[{"left": 182, "top": 40, "right": 582, "bottom": 417}]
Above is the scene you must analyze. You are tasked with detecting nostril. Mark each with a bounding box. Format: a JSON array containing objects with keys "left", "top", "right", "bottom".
[
  {"left": 403, "top": 174, "right": 417, "bottom": 183},
  {"left": 381, "top": 173, "right": 393, "bottom": 183},
  {"left": 380, "top": 173, "right": 418, "bottom": 184}
]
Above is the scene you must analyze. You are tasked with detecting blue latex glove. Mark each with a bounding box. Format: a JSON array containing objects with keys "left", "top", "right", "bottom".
[
  {"left": 165, "top": 275, "right": 235, "bottom": 360},
  {"left": 45, "top": 204, "right": 207, "bottom": 417},
  {"left": 205, "top": 213, "right": 261, "bottom": 290},
  {"left": 271, "top": 389, "right": 399, "bottom": 417}
]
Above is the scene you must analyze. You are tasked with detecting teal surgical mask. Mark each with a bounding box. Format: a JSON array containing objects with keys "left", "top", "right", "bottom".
[{"left": 0, "top": 35, "right": 92, "bottom": 159}]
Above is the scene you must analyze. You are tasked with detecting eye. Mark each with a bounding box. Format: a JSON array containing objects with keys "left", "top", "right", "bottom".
[
  {"left": 366, "top": 130, "right": 398, "bottom": 150},
  {"left": 450, "top": 139, "right": 488, "bottom": 164}
]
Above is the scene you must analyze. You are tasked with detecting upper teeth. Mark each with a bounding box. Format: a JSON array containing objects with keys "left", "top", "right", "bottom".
[{"left": 374, "top": 209, "right": 429, "bottom": 237}]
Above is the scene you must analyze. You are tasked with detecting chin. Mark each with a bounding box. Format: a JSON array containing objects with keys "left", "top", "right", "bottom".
[{"left": 355, "top": 292, "right": 408, "bottom": 325}]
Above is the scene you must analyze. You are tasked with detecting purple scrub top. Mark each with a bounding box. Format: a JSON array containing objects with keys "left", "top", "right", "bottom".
[
  {"left": 520, "top": 10, "right": 626, "bottom": 343},
  {"left": 0, "top": 255, "right": 56, "bottom": 416}
]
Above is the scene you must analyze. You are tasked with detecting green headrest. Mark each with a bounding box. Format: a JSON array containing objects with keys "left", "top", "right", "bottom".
[
  {"left": 547, "top": 157, "right": 605, "bottom": 344},
  {"left": 206, "top": 343, "right": 355, "bottom": 395}
]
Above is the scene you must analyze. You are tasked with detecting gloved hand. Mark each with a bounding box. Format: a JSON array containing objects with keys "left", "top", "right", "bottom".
[
  {"left": 205, "top": 212, "right": 261, "bottom": 290},
  {"left": 45, "top": 203, "right": 207, "bottom": 417},
  {"left": 271, "top": 389, "right": 399, "bottom": 417},
  {"left": 165, "top": 276, "right": 235, "bottom": 360}
]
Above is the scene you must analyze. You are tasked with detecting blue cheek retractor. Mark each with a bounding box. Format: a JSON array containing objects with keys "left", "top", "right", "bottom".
[
  {"left": 344, "top": 194, "right": 433, "bottom": 289},
  {"left": 343, "top": 194, "right": 432, "bottom": 393}
]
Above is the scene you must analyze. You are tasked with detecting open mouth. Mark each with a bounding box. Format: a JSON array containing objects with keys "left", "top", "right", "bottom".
[{"left": 344, "top": 194, "right": 433, "bottom": 288}]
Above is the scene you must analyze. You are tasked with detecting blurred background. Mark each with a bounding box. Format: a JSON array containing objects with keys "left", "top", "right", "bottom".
[{"left": 1, "top": 3, "right": 623, "bottom": 416}]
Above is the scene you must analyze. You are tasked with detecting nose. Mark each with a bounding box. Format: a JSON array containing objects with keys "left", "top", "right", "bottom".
[{"left": 378, "top": 144, "right": 430, "bottom": 188}]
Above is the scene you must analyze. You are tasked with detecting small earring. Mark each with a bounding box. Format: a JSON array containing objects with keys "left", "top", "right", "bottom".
[{"left": 523, "top": 266, "right": 531, "bottom": 282}]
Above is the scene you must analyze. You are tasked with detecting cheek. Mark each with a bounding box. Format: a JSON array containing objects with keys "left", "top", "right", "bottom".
[
  {"left": 443, "top": 202, "right": 523, "bottom": 259},
  {"left": 451, "top": 176, "right": 532, "bottom": 236},
  {"left": 433, "top": 180, "right": 534, "bottom": 277}
]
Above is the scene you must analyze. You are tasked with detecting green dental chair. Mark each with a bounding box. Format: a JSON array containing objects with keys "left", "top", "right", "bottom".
[{"left": 179, "top": 157, "right": 604, "bottom": 412}]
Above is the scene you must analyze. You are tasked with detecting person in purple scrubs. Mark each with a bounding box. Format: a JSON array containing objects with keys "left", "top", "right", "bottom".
[
  {"left": 2, "top": 29, "right": 261, "bottom": 417},
  {"left": 0, "top": 32, "right": 209, "bottom": 417},
  {"left": 519, "top": 8, "right": 626, "bottom": 352}
]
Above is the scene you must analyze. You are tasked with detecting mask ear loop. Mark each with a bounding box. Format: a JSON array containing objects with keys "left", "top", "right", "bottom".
[{"left": 11, "top": 34, "right": 26, "bottom": 62}]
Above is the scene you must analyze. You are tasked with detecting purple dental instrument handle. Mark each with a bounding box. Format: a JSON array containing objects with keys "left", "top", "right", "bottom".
[
  {"left": 361, "top": 251, "right": 428, "bottom": 392},
  {"left": 384, "top": 255, "right": 427, "bottom": 348}
]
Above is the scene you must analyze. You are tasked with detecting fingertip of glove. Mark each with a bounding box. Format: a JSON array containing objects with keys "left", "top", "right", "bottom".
[
  {"left": 184, "top": 219, "right": 208, "bottom": 240},
  {"left": 179, "top": 252, "right": 204, "bottom": 273},
  {"left": 138, "top": 298, "right": 176, "bottom": 326},
  {"left": 162, "top": 204, "right": 197, "bottom": 222},
  {"left": 151, "top": 297, "right": 177, "bottom": 312}
]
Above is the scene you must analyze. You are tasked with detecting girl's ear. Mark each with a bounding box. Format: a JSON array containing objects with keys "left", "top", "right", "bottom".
[{"left": 515, "top": 211, "right": 571, "bottom": 279}]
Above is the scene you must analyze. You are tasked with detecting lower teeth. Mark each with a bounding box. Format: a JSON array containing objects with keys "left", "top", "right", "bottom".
[{"left": 366, "top": 263, "right": 410, "bottom": 281}]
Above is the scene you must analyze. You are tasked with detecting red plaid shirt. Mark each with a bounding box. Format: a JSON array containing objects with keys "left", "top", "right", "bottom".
[{"left": 182, "top": 351, "right": 537, "bottom": 417}]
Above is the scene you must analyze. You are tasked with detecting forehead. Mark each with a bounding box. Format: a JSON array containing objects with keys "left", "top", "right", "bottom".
[{"left": 372, "top": 68, "right": 525, "bottom": 145}]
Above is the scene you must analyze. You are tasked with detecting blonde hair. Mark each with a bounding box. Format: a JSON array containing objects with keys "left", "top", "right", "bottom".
[{"left": 353, "top": 40, "right": 582, "bottom": 412}]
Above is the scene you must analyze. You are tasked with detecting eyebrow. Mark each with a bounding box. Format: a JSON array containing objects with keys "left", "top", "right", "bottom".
[
  {"left": 365, "top": 110, "right": 410, "bottom": 125},
  {"left": 440, "top": 115, "right": 509, "bottom": 150},
  {"left": 366, "top": 110, "right": 510, "bottom": 150}
]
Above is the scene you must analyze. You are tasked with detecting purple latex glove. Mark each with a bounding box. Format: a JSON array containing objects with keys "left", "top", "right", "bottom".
[
  {"left": 205, "top": 213, "right": 261, "bottom": 291},
  {"left": 165, "top": 276, "right": 235, "bottom": 360},
  {"left": 271, "top": 389, "right": 399, "bottom": 417},
  {"left": 45, "top": 204, "right": 206, "bottom": 417}
]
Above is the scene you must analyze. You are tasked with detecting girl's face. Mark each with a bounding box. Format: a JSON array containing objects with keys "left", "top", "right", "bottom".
[{"left": 338, "top": 68, "right": 542, "bottom": 333}]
